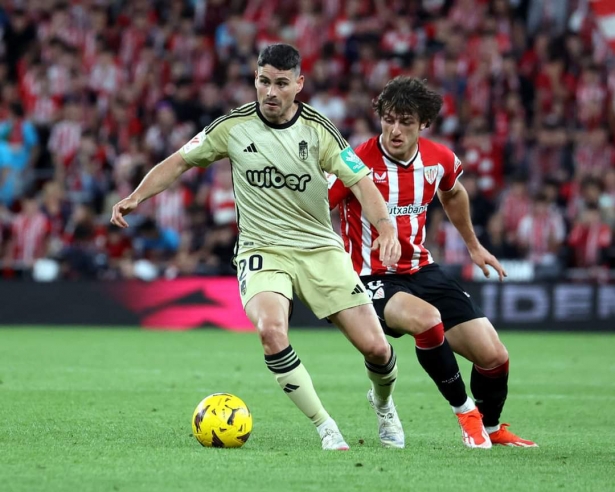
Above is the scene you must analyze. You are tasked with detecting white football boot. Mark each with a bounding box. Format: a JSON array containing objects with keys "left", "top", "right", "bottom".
[
  {"left": 367, "top": 389, "right": 405, "bottom": 448},
  {"left": 317, "top": 418, "right": 350, "bottom": 450}
]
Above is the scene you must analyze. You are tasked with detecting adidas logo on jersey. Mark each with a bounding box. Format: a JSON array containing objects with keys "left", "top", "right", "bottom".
[
  {"left": 351, "top": 284, "right": 365, "bottom": 295},
  {"left": 243, "top": 143, "right": 258, "bottom": 153}
]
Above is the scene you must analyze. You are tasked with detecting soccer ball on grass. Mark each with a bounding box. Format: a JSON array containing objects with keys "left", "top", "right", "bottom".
[{"left": 192, "top": 393, "right": 252, "bottom": 448}]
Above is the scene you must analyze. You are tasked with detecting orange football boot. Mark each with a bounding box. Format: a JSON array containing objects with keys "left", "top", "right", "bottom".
[{"left": 488, "top": 423, "right": 538, "bottom": 447}]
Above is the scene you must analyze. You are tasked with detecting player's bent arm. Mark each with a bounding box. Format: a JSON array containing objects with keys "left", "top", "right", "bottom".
[
  {"left": 130, "top": 151, "right": 192, "bottom": 204},
  {"left": 349, "top": 176, "right": 394, "bottom": 234},
  {"left": 437, "top": 181, "right": 481, "bottom": 251}
]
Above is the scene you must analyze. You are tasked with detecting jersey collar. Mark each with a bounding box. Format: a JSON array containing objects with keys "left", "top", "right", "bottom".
[
  {"left": 256, "top": 100, "right": 303, "bottom": 129},
  {"left": 377, "top": 135, "right": 420, "bottom": 167}
]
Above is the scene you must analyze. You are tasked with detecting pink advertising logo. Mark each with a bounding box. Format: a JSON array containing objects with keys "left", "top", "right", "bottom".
[{"left": 106, "top": 278, "right": 253, "bottom": 331}]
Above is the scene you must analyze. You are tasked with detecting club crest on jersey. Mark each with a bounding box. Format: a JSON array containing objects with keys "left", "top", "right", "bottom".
[
  {"left": 299, "top": 140, "right": 308, "bottom": 160},
  {"left": 424, "top": 165, "right": 438, "bottom": 185}
]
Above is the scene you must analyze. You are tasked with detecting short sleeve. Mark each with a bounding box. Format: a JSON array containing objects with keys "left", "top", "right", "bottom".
[
  {"left": 438, "top": 150, "right": 463, "bottom": 192},
  {"left": 320, "top": 137, "right": 370, "bottom": 187},
  {"left": 179, "top": 123, "right": 228, "bottom": 168}
]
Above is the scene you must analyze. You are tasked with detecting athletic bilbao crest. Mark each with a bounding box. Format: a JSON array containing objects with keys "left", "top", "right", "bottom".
[
  {"left": 424, "top": 166, "right": 438, "bottom": 185},
  {"left": 299, "top": 140, "right": 308, "bottom": 160}
]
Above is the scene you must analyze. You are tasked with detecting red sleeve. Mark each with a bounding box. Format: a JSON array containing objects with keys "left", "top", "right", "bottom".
[
  {"left": 599, "top": 225, "right": 612, "bottom": 247},
  {"left": 328, "top": 174, "right": 351, "bottom": 210},
  {"left": 438, "top": 147, "right": 463, "bottom": 192}
]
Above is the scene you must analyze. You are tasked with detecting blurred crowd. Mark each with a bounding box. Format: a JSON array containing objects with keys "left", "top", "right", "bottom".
[{"left": 0, "top": 0, "right": 614, "bottom": 281}]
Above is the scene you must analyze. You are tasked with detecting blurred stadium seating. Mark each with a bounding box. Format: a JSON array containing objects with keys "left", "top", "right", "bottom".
[{"left": 0, "top": 0, "right": 614, "bottom": 283}]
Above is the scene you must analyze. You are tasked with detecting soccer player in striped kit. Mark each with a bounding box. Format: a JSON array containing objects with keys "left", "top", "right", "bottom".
[{"left": 329, "top": 77, "right": 537, "bottom": 448}]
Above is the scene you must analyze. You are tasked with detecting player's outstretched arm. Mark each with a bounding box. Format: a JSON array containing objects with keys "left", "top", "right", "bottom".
[
  {"left": 438, "top": 182, "right": 507, "bottom": 281},
  {"left": 349, "top": 176, "right": 401, "bottom": 266},
  {"left": 110, "top": 151, "right": 192, "bottom": 228}
]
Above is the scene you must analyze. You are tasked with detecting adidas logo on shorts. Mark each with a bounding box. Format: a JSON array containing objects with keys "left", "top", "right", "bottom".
[{"left": 351, "top": 284, "right": 365, "bottom": 295}]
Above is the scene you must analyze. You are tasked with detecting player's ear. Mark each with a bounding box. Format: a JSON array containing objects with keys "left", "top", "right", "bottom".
[
  {"left": 254, "top": 70, "right": 258, "bottom": 88},
  {"left": 420, "top": 123, "right": 426, "bottom": 130},
  {"left": 295, "top": 74, "right": 304, "bottom": 94}
]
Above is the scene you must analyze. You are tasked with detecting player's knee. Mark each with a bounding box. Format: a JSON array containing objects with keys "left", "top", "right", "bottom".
[
  {"left": 479, "top": 342, "right": 509, "bottom": 369},
  {"left": 255, "top": 315, "right": 288, "bottom": 352},
  {"left": 362, "top": 337, "right": 391, "bottom": 365},
  {"left": 394, "top": 304, "right": 441, "bottom": 336},
  {"left": 414, "top": 305, "right": 442, "bottom": 335}
]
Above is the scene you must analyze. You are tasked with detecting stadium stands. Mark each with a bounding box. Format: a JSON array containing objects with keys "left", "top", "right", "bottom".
[{"left": 0, "top": 0, "right": 614, "bottom": 280}]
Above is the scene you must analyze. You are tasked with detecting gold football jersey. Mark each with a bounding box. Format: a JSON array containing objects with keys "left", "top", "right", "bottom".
[{"left": 179, "top": 101, "right": 370, "bottom": 254}]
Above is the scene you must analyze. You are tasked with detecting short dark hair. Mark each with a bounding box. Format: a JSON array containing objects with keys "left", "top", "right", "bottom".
[
  {"left": 257, "top": 44, "right": 301, "bottom": 75},
  {"left": 372, "top": 77, "right": 443, "bottom": 127}
]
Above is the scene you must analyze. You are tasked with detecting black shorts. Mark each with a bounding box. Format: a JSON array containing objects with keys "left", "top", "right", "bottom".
[{"left": 361, "top": 263, "right": 485, "bottom": 338}]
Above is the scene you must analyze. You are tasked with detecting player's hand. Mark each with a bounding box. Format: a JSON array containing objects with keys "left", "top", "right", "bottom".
[
  {"left": 371, "top": 224, "right": 401, "bottom": 267},
  {"left": 110, "top": 196, "right": 140, "bottom": 228},
  {"left": 469, "top": 244, "right": 507, "bottom": 281}
]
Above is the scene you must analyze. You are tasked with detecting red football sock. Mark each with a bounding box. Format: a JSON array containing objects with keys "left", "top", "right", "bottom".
[
  {"left": 475, "top": 359, "right": 509, "bottom": 378},
  {"left": 414, "top": 322, "right": 445, "bottom": 350}
]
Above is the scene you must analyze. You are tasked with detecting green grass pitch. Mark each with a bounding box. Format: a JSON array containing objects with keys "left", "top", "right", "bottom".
[{"left": 1, "top": 328, "right": 614, "bottom": 492}]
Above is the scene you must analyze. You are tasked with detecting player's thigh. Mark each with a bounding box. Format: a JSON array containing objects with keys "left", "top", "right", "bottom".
[
  {"left": 329, "top": 303, "right": 390, "bottom": 360},
  {"left": 236, "top": 248, "right": 293, "bottom": 310},
  {"left": 445, "top": 317, "right": 509, "bottom": 368},
  {"left": 237, "top": 248, "right": 294, "bottom": 353},
  {"left": 411, "top": 264, "right": 485, "bottom": 331},
  {"left": 362, "top": 275, "right": 441, "bottom": 338},
  {"left": 244, "top": 291, "right": 292, "bottom": 332},
  {"left": 384, "top": 291, "right": 442, "bottom": 336},
  {"left": 293, "top": 246, "right": 371, "bottom": 320}
]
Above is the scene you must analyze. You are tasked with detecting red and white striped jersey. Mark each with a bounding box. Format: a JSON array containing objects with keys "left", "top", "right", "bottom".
[
  {"left": 153, "top": 186, "right": 192, "bottom": 233},
  {"left": 48, "top": 120, "right": 82, "bottom": 163},
  {"left": 329, "top": 136, "right": 463, "bottom": 276},
  {"left": 11, "top": 212, "right": 50, "bottom": 266}
]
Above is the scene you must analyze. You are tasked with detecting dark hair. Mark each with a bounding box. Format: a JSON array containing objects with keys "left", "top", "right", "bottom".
[
  {"left": 257, "top": 44, "right": 301, "bottom": 75},
  {"left": 372, "top": 77, "right": 443, "bottom": 127},
  {"left": 9, "top": 101, "right": 24, "bottom": 117}
]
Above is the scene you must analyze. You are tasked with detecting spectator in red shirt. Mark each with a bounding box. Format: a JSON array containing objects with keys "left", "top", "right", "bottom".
[
  {"left": 568, "top": 203, "right": 612, "bottom": 270},
  {"left": 516, "top": 192, "right": 566, "bottom": 266},
  {"left": 6, "top": 193, "right": 50, "bottom": 269}
]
